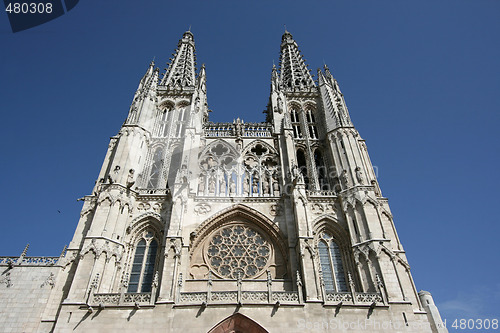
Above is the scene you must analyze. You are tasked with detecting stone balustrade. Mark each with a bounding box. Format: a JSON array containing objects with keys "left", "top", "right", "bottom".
[
  {"left": 0, "top": 256, "right": 61, "bottom": 266},
  {"left": 91, "top": 292, "right": 152, "bottom": 306},
  {"left": 204, "top": 122, "right": 272, "bottom": 138}
]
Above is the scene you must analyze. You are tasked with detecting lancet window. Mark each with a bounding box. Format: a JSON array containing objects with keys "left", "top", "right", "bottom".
[
  {"left": 290, "top": 108, "right": 302, "bottom": 139},
  {"left": 314, "top": 149, "right": 329, "bottom": 190},
  {"left": 158, "top": 103, "right": 174, "bottom": 137},
  {"left": 174, "top": 103, "right": 190, "bottom": 137},
  {"left": 199, "top": 142, "right": 238, "bottom": 196},
  {"left": 147, "top": 147, "right": 164, "bottom": 188},
  {"left": 318, "top": 232, "right": 347, "bottom": 292},
  {"left": 128, "top": 231, "right": 159, "bottom": 293},
  {"left": 242, "top": 143, "right": 279, "bottom": 196},
  {"left": 296, "top": 149, "right": 309, "bottom": 188},
  {"left": 306, "top": 108, "right": 318, "bottom": 139}
]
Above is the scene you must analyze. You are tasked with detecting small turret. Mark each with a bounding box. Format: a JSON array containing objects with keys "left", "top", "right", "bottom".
[
  {"left": 419, "top": 291, "right": 448, "bottom": 333},
  {"left": 126, "top": 60, "right": 158, "bottom": 126},
  {"left": 317, "top": 65, "right": 353, "bottom": 131}
]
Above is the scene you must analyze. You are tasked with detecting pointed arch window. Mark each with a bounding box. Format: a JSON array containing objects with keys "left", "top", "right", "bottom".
[
  {"left": 290, "top": 108, "right": 302, "bottom": 139},
  {"left": 158, "top": 110, "right": 169, "bottom": 137},
  {"left": 148, "top": 147, "right": 164, "bottom": 188},
  {"left": 128, "top": 232, "right": 158, "bottom": 293},
  {"left": 158, "top": 105, "right": 174, "bottom": 137},
  {"left": 306, "top": 109, "right": 318, "bottom": 139},
  {"left": 314, "top": 149, "right": 329, "bottom": 190},
  {"left": 167, "top": 145, "right": 183, "bottom": 186},
  {"left": 296, "top": 149, "right": 309, "bottom": 188},
  {"left": 318, "top": 232, "right": 347, "bottom": 292},
  {"left": 174, "top": 104, "right": 189, "bottom": 137}
]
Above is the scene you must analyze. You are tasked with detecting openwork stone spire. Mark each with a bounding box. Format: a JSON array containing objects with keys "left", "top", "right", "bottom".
[
  {"left": 160, "top": 31, "right": 197, "bottom": 88},
  {"left": 279, "top": 30, "right": 315, "bottom": 91}
]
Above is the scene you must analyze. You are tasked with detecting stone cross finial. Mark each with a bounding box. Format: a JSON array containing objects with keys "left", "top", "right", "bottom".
[
  {"left": 348, "top": 272, "right": 355, "bottom": 289},
  {"left": 318, "top": 269, "right": 325, "bottom": 286},
  {"left": 296, "top": 270, "right": 303, "bottom": 286},
  {"left": 122, "top": 273, "right": 129, "bottom": 288},
  {"left": 91, "top": 273, "right": 100, "bottom": 289},
  {"left": 178, "top": 273, "right": 183, "bottom": 287},
  {"left": 208, "top": 271, "right": 213, "bottom": 286},
  {"left": 153, "top": 271, "right": 159, "bottom": 288}
]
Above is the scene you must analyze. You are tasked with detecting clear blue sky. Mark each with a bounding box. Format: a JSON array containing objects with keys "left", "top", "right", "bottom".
[{"left": 1, "top": 0, "right": 499, "bottom": 327}]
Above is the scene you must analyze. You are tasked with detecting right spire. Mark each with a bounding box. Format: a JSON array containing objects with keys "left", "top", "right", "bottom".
[
  {"left": 160, "top": 31, "right": 197, "bottom": 88},
  {"left": 279, "top": 30, "right": 316, "bottom": 91}
]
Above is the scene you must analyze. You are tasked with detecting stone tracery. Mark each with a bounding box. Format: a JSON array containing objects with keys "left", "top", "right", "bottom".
[
  {"left": 197, "top": 140, "right": 280, "bottom": 197},
  {"left": 206, "top": 224, "right": 271, "bottom": 279}
]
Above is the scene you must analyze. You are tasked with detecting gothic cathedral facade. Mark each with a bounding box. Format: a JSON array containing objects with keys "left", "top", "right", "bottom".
[{"left": 0, "top": 31, "right": 447, "bottom": 332}]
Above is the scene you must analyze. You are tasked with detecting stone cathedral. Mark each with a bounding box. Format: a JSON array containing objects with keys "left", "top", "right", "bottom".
[{"left": 0, "top": 31, "right": 447, "bottom": 332}]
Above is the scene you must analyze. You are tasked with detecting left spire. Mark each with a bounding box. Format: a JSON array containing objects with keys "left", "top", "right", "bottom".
[{"left": 160, "top": 31, "right": 197, "bottom": 88}]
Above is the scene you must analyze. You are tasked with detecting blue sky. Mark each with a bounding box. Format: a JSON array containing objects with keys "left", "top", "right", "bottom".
[{"left": 1, "top": 0, "right": 499, "bottom": 327}]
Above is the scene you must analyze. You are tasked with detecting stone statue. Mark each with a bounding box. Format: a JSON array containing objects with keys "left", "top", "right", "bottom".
[
  {"left": 371, "top": 180, "right": 381, "bottom": 196},
  {"left": 252, "top": 178, "right": 259, "bottom": 195},
  {"left": 355, "top": 167, "right": 364, "bottom": 184},
  {"left": 198, "top": 174, "right": 206, "bottom": 194},
  {"left": 341, "top": 170, "right": 349, "bottom": 188},
  {"left": 126, "top": 169, "right": 135, "bottom": 188},
  {"left": 272, "top": 176, "right": 280, "bottom": 195},
  {"left": 234, "top": 118, "right": 243, "bottom": 137},
  {"left": 208, "top": 177, "right": 216, "bottom": 194},
  {"left": 263, "top": 179, "right": 270, "bottom": 195},
  {"left": 220, "top": 177, "right": 227, "bottom": 195},
  {"left": 229, "top": 179, "right": 236, "bottom": 195},
  {"left": 243, "top": 175, "right": 250, "bottom": 195},
  {"left": 291, "top": 164, "right": 304, "bottom": 183},
  {"left": 176, "top": 164, "right": 189, "bottom": 184}
]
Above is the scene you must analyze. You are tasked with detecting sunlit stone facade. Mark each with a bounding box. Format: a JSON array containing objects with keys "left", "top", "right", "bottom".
[{"left": 0, "top": 31, "right": 447, "bottom": 332}]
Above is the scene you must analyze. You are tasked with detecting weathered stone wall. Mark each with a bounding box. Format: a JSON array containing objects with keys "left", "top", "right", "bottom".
[
  {"left": 0, "top": 264, "right": 60, "bottom": 333},
  {"left": 52, "top": 302, "right": 433, "bottom": 333}
]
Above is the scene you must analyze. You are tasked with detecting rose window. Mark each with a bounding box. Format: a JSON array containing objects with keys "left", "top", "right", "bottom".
[{"left": 206, "top": 225, "right": 271, "bottom": 279}]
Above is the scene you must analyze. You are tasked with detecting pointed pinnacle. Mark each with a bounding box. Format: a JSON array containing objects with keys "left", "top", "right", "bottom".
[{"left": 21, "top": 243, "right": 29, "bottom": 257}]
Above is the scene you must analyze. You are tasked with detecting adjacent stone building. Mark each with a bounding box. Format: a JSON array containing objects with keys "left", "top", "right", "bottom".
[{"left": 0, "top": 30, "right": 447, "bottom": 332}]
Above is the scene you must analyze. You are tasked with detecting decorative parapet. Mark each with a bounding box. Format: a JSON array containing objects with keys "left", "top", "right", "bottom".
[
  {"left": 178, "top": 290, "right": 300, "bottom": 305},
  {"left": 242, "top": 124, "right": 272, "bottom": 137},
  {"left": 306, "top": 190, "right": 338, "bottom": 197},
  {"left": 179, "top": 292, "right": 208, "bottom": 303},
  {"left": 272, "top": 291, "right": 300, "bottom": 302},
  {"left": 91, "top": 292, "right": 152, "bottom": 306},
  {"left": 203, "top": 122, "right": 273, "bottom": 138},
  {"left": 0, "top": 256, "right": 61, "bottom": 267},
  {"left": 204, "top": 123, "right": 233, "bottom": 137},
  {"left": 324, "top": 292, "right": 383, "bottom": 305},
  {"left": 136, "top": 188, "right": 170, "bottom": 196},
  {"left": 355, "top": 292, "right": 383, "bottom": 303}
]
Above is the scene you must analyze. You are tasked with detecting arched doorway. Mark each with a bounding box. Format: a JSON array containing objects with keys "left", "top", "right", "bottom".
[{"left": 207, "top": 313, "right": 269, "bottom": 333}]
